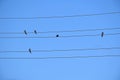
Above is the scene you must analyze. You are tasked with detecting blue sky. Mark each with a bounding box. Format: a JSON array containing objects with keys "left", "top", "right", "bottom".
[{"left": 0, "top": 0, "right": 120, "bottom": 80}]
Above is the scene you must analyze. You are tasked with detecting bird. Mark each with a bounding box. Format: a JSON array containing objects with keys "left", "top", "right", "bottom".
[
  {"left": 34, "top": 30, "right": 37, "bottom": 34},
  {"left": 28, "top": 48, "right": 32, "bottom": 53},
  {"left": 56, "top": 34, "right": 59, "bottom": 37},
  {"left": 24, "top": 30, "right": 27, "bottom": 35},
  {"left": 101, "top": 32, "right": 104, "bottom": 37}
]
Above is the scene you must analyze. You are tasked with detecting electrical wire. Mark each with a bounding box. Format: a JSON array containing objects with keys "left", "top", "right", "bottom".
[
  {"left": 36, "top": 27, "right": 120, "bottom": 33},
  {"left": 0, "top": 47, "right": 120, "bottom": 53},
  {"left": 0, "top": 55, "right": 120, "bottom": 59},
  {"left": 0, "top": 32, "right": 119, "bottom": 39},
  {"left": 0, "top": 27, "right": 120, "bottom": 34},
  {"left": 0, "top": 11, "right": 120, "bottom": 19}
]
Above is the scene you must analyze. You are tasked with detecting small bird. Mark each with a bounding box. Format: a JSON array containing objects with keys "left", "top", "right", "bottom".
[
  {"left": 56, "top": 34, "right": 59, "bottom": 37},
  {"left": 34, "top": 30, "right": 37, "bottom": 34},
  {"left": 28, "top": 48, "right": 32, "bottom": 53},
  {"left": 101, "top": 32, "right": 104, "bottom": 37},
  {"left": 24, "top": 30, "right": 27, "bottom": 35}
]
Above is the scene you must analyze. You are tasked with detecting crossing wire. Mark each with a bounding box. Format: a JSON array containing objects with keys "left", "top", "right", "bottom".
[
  {"left": 0, "top": 11, "right": 120, "bottom": 19},
  {"left": 0, "top": 32, "right": 119, "bottom": 39},
  {"left": 0, "top": 27, "right": 120, "bottom": 34}
]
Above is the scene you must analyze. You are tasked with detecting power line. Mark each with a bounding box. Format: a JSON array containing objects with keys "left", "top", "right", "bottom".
[
  {"left": 36, "top": 27, "right": 120, "bottom": 33},
  {"left": 0, "top": 27, "right": 120, "bottom": 34},
  {"left": 0, "top": 47, "right": 120, "bottom": 53},
  {"left": 0, "top": 55, "right": 120, "bottom": 59},
  {"left": 0, "top": 11, "right": 120, "bottom": 19},
  {"left": 0, "top": 32, "right": 119, "bottom": 39}
]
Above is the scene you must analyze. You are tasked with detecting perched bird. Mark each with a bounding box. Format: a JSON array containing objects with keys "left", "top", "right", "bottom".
[
  {"left": 101, "top": 32, "right": 104, "bottom": 37},
  {"left": 56, "top": 34, "right": 59, "bottom": 37},
  {"left": 28, "top": 48, "right": 32, "bottom": 53},
  {"left": 34, "top": 30, "right": 37, "bottom": 34},
  {"left": 24, "top": 30, "right": 27, "bottom": 35}
]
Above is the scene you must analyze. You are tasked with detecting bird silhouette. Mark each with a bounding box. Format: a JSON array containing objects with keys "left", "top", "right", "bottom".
[
  {"left": 34, "top": 30, "right": 37, "bottom": 34},
  {"left": 24, "top": 30, "right": 27, "bottom": 35},
  {"left": 28, "top": 48, "right": 32, "bottom": 53},
  {"left": 56, "top": 34, "right": 59, "bottom": 37},
  {"left": 101, "top": 32, "right": 104, "bottom": 37}
]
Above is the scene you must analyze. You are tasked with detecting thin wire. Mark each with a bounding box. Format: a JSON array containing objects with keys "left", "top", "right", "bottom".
[
  {"left": 37, "top": 27, "right": 120, "bottom": 33},
  {"left": 0, "top": 11, "right": 120, "bottom": 19},
  {"left": 33, "top": 47, "right": 120, "bottom": 52},
  {"left": 0, "top": 47, "right": 120, "bottom": 53},
  {"left": 0, "top": 55, "right": 120, "bottom": 59},
  {"left": 0, "top": 33, "right": 119, "bottom": 39},
  {"left": 0, "top": 27, "right": 120, "bottom": 34}
]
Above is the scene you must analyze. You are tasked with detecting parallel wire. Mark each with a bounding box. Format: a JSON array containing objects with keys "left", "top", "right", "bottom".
[
  {"left": 0, "top": 27, "right": 120, "bottom": 34},
  {"left": 0, "top": 47, "right": 120, "bottom": 53},
  {"left": 0, "top": 11, "right": 120, "bottom": 19},
  {"left": 37, "top": 27, "right": 120, "bottom": 34},
  {"left": 0, "top": 55, "right": 120, "bottom": 59},
  {"left": 30, "top": 47, "right": 120, "bottom": 52},
  {"left": 0, "top": 12, "right": 120, "bottom": 59},
  {"left": 0, "top": 33, "right": 119, "bottom": 39}
]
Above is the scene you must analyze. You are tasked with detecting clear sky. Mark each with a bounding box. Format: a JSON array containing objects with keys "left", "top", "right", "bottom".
[{"left": 0, "top": 0, "right": 120, "bottom": 80}]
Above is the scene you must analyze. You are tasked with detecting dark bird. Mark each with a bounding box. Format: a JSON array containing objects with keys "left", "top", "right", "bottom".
[
  {"left": 101, "top": 32, "right": 104, "bottom": 37},
  {"left": 56, "top": 34, "right": 59, "bottom": 37},
  {"left": 34, "top": 30, "right": 37, "bottom": 34},
  {"left": 28, "top": 48, "right": 32, "bottom": 53},
  {"left": 24, "top": 30, "right": 27, "bottom": 35}
]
